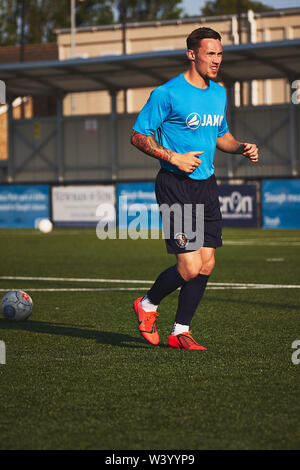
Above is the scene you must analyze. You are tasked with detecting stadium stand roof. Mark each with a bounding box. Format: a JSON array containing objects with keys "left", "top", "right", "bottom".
[{"left": 0, "top": 38, "right": 300, "bottom": 98}]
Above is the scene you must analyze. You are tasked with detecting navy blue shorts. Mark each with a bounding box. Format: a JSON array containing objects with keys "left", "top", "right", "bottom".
[{"left": 155, "top": 169, "right": 222, "bottom": 254}]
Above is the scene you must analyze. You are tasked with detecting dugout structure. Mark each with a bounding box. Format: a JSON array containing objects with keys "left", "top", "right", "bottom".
[{"left": 0, "top": 38, "right": 300, "bottom": 183}]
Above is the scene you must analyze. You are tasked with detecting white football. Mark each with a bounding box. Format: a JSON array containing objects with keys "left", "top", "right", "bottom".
[
  {"left": 38, "top": 218, "right": 53, "bottom": 233},
  {"left": 1, "top": 290, "right": 33, "bottom": 321}
]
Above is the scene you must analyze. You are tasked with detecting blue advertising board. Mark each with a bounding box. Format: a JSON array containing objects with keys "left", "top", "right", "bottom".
[
  {"left": 117, "top": 183, "right": 258, "bottom": 230},
  {"left": 0, "top": 185, "right": 50, "bottom": 228},
  {"left": 218, "top": 184, "right": 257, "bottom": 227},
  {"left": 117, "top": 182, "right": 161, "bottom": 230},
  {"left": 262, "top": 179, "right": 300, "bottom": 228}
]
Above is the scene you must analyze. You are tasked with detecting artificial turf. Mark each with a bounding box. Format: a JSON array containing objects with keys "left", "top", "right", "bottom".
[{"left": 0, "top": 228, "right": 299, "bottom": 450}]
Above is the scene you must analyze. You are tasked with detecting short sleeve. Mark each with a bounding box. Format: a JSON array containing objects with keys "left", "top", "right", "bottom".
[{"left": 133, "top": 86, "right": 172, "bottom": 136}]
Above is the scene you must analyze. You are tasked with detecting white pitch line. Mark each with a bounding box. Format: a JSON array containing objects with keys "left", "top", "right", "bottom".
[
  {"left": 0, "top": 276, "right": 300, "bottom": 289},
  {"left": 1, "top": 275, "right": 300, "bottom": 289},
  {"left": 0, "top": 276, "right": 152, "bottom": 284},
  {"left": 207, "top": 282, "right": 300, "bottom": 288},
  {"left": 0, "top": 285, "right": 300, "bottom": 292},
  {"left": 0, "top": 287, "right": 145, "bottom": 292},
  {"left": 0, "top": 286, "right": 299, "bottom": 292},
  {"left": 223, "top": 241, "right": 300, "bottom": 246},
  {"left": 0, "top": 280, "right": 300, "bottom": 292}
]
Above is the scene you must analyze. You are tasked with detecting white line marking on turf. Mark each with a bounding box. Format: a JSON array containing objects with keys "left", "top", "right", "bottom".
[
  {"left": 0, "top": 275, "right": 300, "bottom": 291},
  {"left": 0, "top": 287, "right": 147, "bottom": 292},
  {"left": 207, "top": 282, "right": 300, "bottom": 288},
  {"left": 0, "top": 276, "right": 151, "bottom": 284},
  {"left": 223, "top": 241, "right": 300, "bottom": 246},
  {"left": 0, "top": 286, "right": 299, "bottom": 291}
]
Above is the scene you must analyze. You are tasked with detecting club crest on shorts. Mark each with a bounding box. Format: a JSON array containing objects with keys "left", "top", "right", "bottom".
[{"left": 175, "top": 232, "right": 189, "bottom": 249}]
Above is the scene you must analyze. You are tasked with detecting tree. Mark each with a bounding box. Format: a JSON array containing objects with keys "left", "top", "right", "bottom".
[
  {"left": 0, "top": 0, "right": 185, "bottom": 46},
  {"left": 201, "top": 0, "right": 274, "bottom": 16},
  {"left": 120, "top": 0, "right": 183, "bottom": 22},
  {"left": 0, "top": 0, "right": 116, "bottom": 46},
  {"left": 0, "top": 0, "right": 18, "bottom": 45}
]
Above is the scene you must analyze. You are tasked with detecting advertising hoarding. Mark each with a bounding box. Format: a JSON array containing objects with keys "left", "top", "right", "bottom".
[
  {"left": 117, "top": 183, "right": 161, "bottom": 230},
  {"left": 262, "top": 180, "right": 300, "bottom": 228},
  {"left": 219, "top": 184, "right": 257, "bottom": 227},
  {"left": 0, "top": 185, "right": 50, "bottom": 228},
  {"left": 52, "top": 185, "right": 115, "bottom": 227}
]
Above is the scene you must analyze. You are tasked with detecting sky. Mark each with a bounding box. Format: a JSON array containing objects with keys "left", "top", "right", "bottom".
[{"left": 181, "top": 0, "right": 300, "bottom": 17}]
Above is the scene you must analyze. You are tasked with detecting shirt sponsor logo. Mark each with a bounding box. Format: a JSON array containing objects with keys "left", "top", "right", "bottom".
[
  {"left": 186, "top": 113, "right": 201, "bottom": 129},
  {"left": 186, "top": 112, "right": 224, "bottom": 129}
]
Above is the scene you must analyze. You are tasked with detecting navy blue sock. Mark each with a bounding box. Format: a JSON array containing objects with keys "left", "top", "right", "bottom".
[
  {"left": 174, "top": 274, "right": 209, "bottom": 326},
  {"left": 147, "top": 265, "right": 186, "bottom": 306}
]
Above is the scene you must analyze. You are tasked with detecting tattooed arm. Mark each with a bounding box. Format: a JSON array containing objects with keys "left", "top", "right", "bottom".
[
  {"left": 130, "top": 130, "right": 203, "bottom": 174},
  {"left": 131, "top": 131, "right": 176, "bottom": 163}
]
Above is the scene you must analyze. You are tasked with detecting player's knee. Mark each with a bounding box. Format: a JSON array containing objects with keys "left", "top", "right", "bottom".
[
  {"left": 201, "top": 257, "right": 215, "bottom": 276},
  {"left": 179, "top": 265, "right": 201, "bottom": 282}
]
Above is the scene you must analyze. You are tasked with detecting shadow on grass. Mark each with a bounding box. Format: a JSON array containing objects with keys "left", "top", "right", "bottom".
[{"left": 0, "top": 319, "right": 168, "bottom": 349}]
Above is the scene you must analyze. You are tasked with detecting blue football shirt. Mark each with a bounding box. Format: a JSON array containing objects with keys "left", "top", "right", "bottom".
[{"left": 133, "top": 73, "right": 229, "bottom": 180}]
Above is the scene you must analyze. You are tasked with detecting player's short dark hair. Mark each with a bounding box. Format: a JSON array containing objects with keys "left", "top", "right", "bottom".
[{"left": 186, "top": 27, "right": 222, "bottom": 51}]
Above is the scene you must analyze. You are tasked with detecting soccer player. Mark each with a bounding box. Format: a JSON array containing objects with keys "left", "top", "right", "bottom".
[{"left": 131, "top": 27, "right": 259, "bottom": 350}]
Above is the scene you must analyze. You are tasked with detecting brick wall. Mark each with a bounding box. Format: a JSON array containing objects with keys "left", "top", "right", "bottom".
[{"left": 0, "top": 43, "right": 58, "bottom": 63}]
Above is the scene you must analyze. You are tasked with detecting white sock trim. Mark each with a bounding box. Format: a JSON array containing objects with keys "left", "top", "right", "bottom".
[
  {"left": 171, "top": 322, "right": 189, "bottom": 336},
  {"left": 141, "top": 295, "right": 158, "bottom": 312}
]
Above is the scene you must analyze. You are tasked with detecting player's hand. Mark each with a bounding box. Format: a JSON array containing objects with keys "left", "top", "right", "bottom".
[
  {"left": 172, "top": 151, "right": 204, "bottom": 173},
  {"left": 242, "top": 143, "right": 259, "bottom": 163}
]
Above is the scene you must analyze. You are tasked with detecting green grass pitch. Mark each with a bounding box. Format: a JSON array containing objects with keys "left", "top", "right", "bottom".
[{"left": 0, "top": 227, "right": 299, "bottom": 450}]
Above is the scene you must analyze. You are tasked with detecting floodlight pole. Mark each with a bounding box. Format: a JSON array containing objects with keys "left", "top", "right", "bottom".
[
  {"left": 19, "top": 0, "right": 25, "bottom": 118},
  {"left": 19, "top": 0, "right": 25, "bottom": 62},
  {"left": 70, "top": 0, "right": 76, "bottom": 114},
  {"left": 119, "top": 0, "right": 128, "bottom": 112},
  {"left": 71, "top": 0, "right": 76, "bottom": 59},
  {"left": 70, "top": 0, "right": 85, "bottom": 114},
  {"left": 237, "top": 0, "right": 244, "bottom": 106},
  {"left": 119, "top": 0, "right": 127, "bottom": 55},
  {"left": 237, "top": 0, "right": 242, "bottom": 43}
]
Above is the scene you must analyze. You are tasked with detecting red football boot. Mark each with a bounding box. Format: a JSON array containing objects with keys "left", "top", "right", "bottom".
[
  {"left": 168, "top": 331, "right": 206, "bottom": 350},
  {"left": 133, "top": 297, "right": 159, "bottom": 345}
]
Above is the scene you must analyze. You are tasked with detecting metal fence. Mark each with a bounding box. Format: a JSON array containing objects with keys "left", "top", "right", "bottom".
[{"left": 3, "top": 104, "right": 299, "bottom": 184}]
